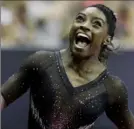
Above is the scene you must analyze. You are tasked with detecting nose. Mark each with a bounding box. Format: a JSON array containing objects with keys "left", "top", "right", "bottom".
[
  {"left": 79, "top": 24, "right": 92, "bottom": 38},
  {"left": 79, "top": 21, "right": 91, "bottom": 32},
  {"left": 80, "top": 26, "right": 90, "bottom": 32}
]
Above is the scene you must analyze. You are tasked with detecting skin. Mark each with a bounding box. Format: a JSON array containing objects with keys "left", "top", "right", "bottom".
[
  {"left": 60, "top": 7, "right": 134, "bottom": 129},
  {"left": 61, "top": 7, "right": 110, "bottom": 87}
]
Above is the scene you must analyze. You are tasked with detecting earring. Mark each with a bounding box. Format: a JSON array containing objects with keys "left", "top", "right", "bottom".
[
  {"left": 103, "top": 40, "right": 110, "bottom": 46},
  {"left": 103, "top": 36, "right": 112, "bottom": 45}
]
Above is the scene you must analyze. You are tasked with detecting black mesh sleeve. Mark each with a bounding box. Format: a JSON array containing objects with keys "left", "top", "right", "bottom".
[
  {"left": 1, "top": 72, "right": 30, "bottom": 105},
  {"left": 1, "top": 50, "right": 55, "bottom": 106},
  {"left": 1, "top": 52, "right": 37, "bottom": 106}
]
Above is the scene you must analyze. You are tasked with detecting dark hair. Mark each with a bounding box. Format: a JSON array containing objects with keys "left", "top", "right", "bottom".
[
  {"left": 89, "top": 4, "right": 117, "bottom": 39},
  {"left": 88, "top": 4, "right": 118, "bottom": 63}
]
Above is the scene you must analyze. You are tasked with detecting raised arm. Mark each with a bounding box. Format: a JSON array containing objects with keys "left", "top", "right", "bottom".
[{"left": 105, "top": 76, "right": 134, "bottom": 129}]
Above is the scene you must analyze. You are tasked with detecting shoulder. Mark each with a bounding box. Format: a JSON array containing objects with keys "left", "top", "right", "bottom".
[
  {"left": 25, "top": 50, "right": 55, "bottom": 62},
  {"left": 20, "top": 50, "right": 56, "bottom": 71},
  {"left": 106, "top": 74, "right": 128, "bottom": 105}
]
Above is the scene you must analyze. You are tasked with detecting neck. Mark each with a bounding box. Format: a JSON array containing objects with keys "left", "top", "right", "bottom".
[{"left": 61, "top": 48, "right": 106, "bottom": 76}]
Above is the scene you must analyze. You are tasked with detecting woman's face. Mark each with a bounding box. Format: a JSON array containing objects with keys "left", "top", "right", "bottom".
[{"left": 69, "top": 7, "right": 109, "bottom": 59}]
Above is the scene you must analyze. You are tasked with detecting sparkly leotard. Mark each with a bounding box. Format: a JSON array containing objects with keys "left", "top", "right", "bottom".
[{"left": 1, "top": 51, "right": 126, "bottom": 129}]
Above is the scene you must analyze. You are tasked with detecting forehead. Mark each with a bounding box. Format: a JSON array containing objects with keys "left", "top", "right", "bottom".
[{"left": 81, "top": 7, "right": 107, "bottom": 21}]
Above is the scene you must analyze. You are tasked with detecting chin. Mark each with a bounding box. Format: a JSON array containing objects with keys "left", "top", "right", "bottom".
[{"left": 71, "top": 47, "right": 90, "bottom": 60}]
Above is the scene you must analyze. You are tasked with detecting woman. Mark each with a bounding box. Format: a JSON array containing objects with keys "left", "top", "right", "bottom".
[{"left": 1, "top": 4, "right": 134, "bottom": 129}]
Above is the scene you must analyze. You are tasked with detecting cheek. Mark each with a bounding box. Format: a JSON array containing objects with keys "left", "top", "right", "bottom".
[
  {"left": 93, "top": 32, "right": 104, "bottom": 46},
  {"left": 70, "top": 24, "right": 79, "bottom": 33},
  {"left": 69, "top": 25, "right": 78, "bottom": 41},
  {"left": 93, "top": 29, "right": 108, "bottom": 44},
  {"left": 91, "top": 31, "right": 106, "bottom": 52}
]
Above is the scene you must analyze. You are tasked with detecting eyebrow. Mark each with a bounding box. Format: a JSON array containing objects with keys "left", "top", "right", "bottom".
[
  {"left": 92, "top": 17, "right": 105, "bottom": 24},
  {"left": 77, "top": 13, "right": 105, "bottom": 24},
  {"left": 77, "top": 12, "right": 86, "bottom": 16}
]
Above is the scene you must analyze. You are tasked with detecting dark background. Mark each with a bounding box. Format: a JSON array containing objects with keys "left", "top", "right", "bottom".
[{"left": 1, "top": 50, "right": 134, "bottom": 129}]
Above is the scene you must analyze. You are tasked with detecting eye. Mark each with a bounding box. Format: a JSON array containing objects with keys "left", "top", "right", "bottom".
[
  {"left": 75, "top": 15, "right": 86, "bottom": 23},
  {"left": 93, "top": 21, "right": 102, "bottom": 28}
]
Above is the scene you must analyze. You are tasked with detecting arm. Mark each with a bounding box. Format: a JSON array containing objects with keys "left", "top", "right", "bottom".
[
  {"left": 1, "top": 50, "right": 54, "bottom": 110},
  {"left": 1, "top": 53, "right": 37, "bottom": 109},
  {"left": 105, "top": 77, "right": 134, "bottom": 129}
]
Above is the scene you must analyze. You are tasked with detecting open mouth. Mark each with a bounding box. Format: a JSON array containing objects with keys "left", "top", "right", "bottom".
[{"left": 75, "top": 33, "right": 91, "bottom": 49}]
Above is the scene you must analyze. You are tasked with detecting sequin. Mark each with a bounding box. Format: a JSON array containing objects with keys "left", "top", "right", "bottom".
[{"left": 27, "top": 52, "right": 121, "bottom": 129}]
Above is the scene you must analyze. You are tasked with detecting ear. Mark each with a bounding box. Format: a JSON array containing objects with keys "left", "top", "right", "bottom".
[{"left": 103, "top": 36, "right": 112, "bottom": 45}]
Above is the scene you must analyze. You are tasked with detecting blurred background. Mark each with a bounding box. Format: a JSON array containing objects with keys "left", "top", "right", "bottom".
[
  {"left": 1, "top": 1, "right": 134, "bottom": 129},
  {"left": 1, "top": 0, "right": 134, "bottom": 50}
]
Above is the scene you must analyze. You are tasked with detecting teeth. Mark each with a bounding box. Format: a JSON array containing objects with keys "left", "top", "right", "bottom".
[{"left": 77, "top": 33, "right": 89, "bottom": 40}]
